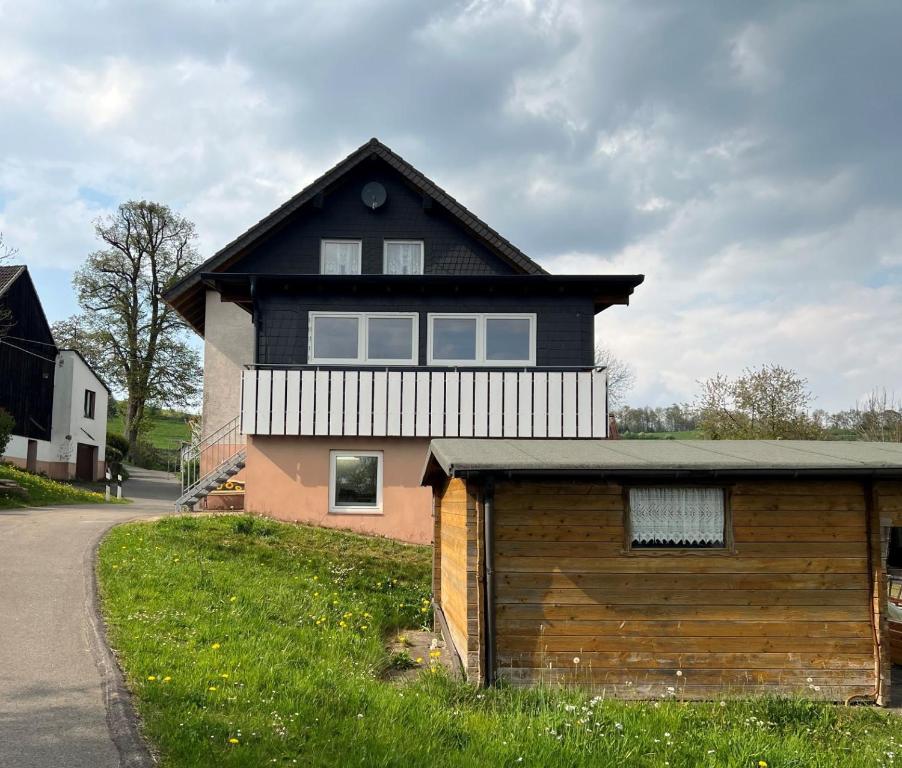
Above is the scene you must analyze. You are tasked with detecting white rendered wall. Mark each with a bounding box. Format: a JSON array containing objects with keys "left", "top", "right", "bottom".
[{"left": 203, "top": 290, "right": 254, "bottom": 438}]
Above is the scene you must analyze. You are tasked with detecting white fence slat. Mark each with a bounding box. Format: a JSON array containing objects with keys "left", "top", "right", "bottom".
[
  {"left": 488, "top": 372, "right": 503, "bottom": 437},
  {"left": 547, "top": 372, "right": 562, "bottom": 438},
  {"left": 562, "top": 372, "right": 577, "bottom": 437},
  {"left": 285, "top": 371, "right": 300, "bottom": 435},
  {"left": 401, "top": 372, "right": 416, "bottom": 437},
  {"left": 314, "top": 370, "right": 330, "bottom": 435},
  {"left": 358, "top": 371, "right": 373, "bottom": 436},
  {"left": 344, "top": 371, "right": 358, "bottom": 436},
  {"left": 430, "top": 373, "right": 445, "bottom": 436},
  {"left": 300, "top": 370, "right": 315, "bottom": 435},
  {"left": 374, "top": 372, "right": 389, "bottom": 436},
  {"left": 532, "top": 372, "right": 547, "bottom": 438},
  {"left": 474, "top": 372, "right": 489, "bottom": 437},
  {"left": 270, "top": 369, "right": 287, "bottom": 435},
  {"left": 415, "top": 371, "right": 431, "bottom": 436},
  {"left": 329, "top": 371, "right": 344, "bottom": 435},
  {"left": 444, "top": 372, "right": 459, "bottom": 437},
  {"left": 517, "top": 372, "right": 532, "bottom": 437},
  {"left": 503, "top": 372, "right": 518, "bottom": 437},
  {"left": 241, "top": 370, "right": 257, "bottom": 435},
  {"left": 459, "top": 372, "right": 473, "bottom": 437},
  {"left": 576, "top": 371, "right": 592, "bottom": 437},
  {"left": 592, "top": 370, "right": 607, "bottom": 437},
  {"left": 387, "top": 372, "right": 402, "bottom": 436},
  {"left": 256, "top": 370, "right": 272, "bottom": 435}
]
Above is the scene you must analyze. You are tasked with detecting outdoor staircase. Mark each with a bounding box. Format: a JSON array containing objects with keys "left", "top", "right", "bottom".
[{"left": 176, "top": 416, "right": 246, "bottom": 510}]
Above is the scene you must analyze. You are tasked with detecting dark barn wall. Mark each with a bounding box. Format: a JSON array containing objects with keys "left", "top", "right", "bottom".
[
  {"left": 254, "top": 289, "right": 595, "bottom": 368},
  {"left": 0, "top": 273, "right": 57, "bottom": 440},
  {"left": 227, "top": 158, "right": 520, "bottom": 277}
]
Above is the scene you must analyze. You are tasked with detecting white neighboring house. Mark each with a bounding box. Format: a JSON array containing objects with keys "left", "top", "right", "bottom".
[{"left": 4, "top": 350, "right": 110, "bottom": 481}]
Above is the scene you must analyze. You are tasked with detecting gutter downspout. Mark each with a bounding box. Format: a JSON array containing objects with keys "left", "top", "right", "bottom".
[{"left": 483, "top": 475, "right": 497, "bottom": 686}]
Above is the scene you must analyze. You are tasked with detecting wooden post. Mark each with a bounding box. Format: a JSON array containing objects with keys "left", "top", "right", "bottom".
[{"left": 866, "top": 482, "right": 891, "bottom": 705}]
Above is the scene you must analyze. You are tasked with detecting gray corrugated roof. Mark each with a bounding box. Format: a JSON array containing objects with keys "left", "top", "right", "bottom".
[
  {"left": 422, "top": 438, "right": 902, "bottom": 482},
  {"left": 0, "top": 265, "right": 25, "bottom": 298}
]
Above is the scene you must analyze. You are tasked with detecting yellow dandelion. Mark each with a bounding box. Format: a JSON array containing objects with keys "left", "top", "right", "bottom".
[
  {"left": 228, "top": 738, "right": 239, "bottom": 745},
  {"left": 163, "top": 676, "right": 172, "bottom": 682},
  {"left": 415, "top": 657, "right": 423, "bottom": 664},
  {"left": 429, "top": 650, "right": 441, "bottom": 658},
  {"left": 208, "top": 686, "right": 217, "bottom": 691},
  {"left": 220, "top": 673, "right": 230, "bottom": 678},
  {"left": 339, "top": 621, "right": 347, "bottom": 628},
  {"left": 758, "top": 763, "right": 768, "bottom": 768},
  {"left": 211, "top": 643, "right": 221, "bottom": 650},
  {"left": 229, "top": 596, "right": 237, "bottom": 602},
  {"left": 360, "top": 625, "right": 368, "bottom": 630},
  {"left": 147, "top": 675, "right": 157, "bottom": 681}
]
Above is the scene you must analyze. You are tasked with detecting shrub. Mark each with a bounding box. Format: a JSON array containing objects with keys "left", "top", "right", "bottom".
[
  {"left": 106, "top": 432, "right": 130, "bottom": 456},
  {"left": 0, "top": 408, "right": 13, "bottom": 457}
]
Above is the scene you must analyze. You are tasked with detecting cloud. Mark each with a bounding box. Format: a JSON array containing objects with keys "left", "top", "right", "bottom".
[{"left": 0, "top": 0, "right": 899, "bottom": 410}]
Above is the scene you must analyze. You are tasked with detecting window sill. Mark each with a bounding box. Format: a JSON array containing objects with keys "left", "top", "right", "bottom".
[{"left": 329, "top": 507, "right": 384, "bottom": 516}]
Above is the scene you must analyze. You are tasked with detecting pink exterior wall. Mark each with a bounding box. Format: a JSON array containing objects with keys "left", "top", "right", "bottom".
[{"left": 244, "top": 436, "right": 433, "bottom": 545}]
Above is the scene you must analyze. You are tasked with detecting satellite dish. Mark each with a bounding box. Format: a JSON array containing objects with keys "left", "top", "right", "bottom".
[{"left": 361, "top": 182, "right": 387, "bottom": 210}]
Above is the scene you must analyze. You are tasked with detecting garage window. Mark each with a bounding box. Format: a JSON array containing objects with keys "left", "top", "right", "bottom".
[
  {"left": 628, "top": 487, "right": 727, "bottom": 549},
  {"left": 329, "top": 451, "right": 383, "bottom": 514}
]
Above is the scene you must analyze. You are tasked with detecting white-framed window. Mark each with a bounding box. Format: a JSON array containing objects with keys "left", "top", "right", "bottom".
[
  {"left": 309, "top": 311, "right": 418, "bottom": 365},
  {"left": 321, "top": 240, "right": 362, "bottom": 274},
  {"left": 427, "top": 313, "right": 536, "bottom": 366},
  {"left": 384, "top": 240, "right": 424, "bottom": 275},
  {"left": 627, "top": 487, "right": 727, "bottom": 549},
  {"left": 329, "top": 450, "right": 383, "bottom": 514}
]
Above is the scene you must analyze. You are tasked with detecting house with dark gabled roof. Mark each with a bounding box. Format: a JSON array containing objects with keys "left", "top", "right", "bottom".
[
  {"left": 0, "top": 266, "right": 110, "bottom": 480},
  {"left": 164, "top": 139, "right": 643, "bottom": 542}
]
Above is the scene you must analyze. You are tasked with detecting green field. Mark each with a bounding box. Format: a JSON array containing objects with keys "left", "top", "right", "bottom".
[
  {"left": 0, "top": 463, "right": 126, "bottom": 508},
  {"left": 98, "top": 516, "right": 900, "bottom": 767},
  {"left": 108, "top": 410, "right": 193, "bottom": 450}
]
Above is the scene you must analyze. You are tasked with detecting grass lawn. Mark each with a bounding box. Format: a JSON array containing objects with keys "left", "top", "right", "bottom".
[
  {"left": 98, "top": 516, "right": 901, "bottom": 768},
  {"left": 108, "top": 411, "right": 192, "bottom": 450},
  {"left": 0, "top": 463, "right": 125, "bottom": 508}
]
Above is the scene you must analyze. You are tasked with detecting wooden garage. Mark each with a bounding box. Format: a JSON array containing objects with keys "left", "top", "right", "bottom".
[{"left": 422, "top": 439, "right": 902, "bottom": 704}]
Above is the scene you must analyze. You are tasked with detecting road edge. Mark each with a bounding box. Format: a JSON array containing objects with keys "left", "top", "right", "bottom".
[{"left": 84, "top": 522, "right": 157, "bottom": 768}]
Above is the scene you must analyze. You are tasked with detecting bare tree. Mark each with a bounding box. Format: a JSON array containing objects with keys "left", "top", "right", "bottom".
[
  {"left": 595, "top": 347, "right": 636, "bottom": 407},
  {"left": 0, "top": 233, "right": 17, "bottom": 337},
  {"left": 57, "top": 202, "right": 202, "bottom": 458},
  {"left": 855, "top": 388, "right": 902, "bottom": 442},
  {"left": 692, "top": 364, "right": 824, "bottom": 440}
]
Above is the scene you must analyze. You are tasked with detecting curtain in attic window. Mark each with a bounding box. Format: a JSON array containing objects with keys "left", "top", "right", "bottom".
[
  {"left": 322, "top": 242, "right": 360, "bottom": 274},
  {"left": 384, "top": 242, "right": 423, "bottom": 274},
  {"left": 629, "top": 487, "right": 725, "bottom": 546}
]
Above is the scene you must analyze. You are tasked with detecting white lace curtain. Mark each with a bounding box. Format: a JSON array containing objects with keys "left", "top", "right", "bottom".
[
  {"left": 322, "top": 242, "right": 360, "bottom": 274},
  {"left": 629, "top": 487, "right": 725, "bottom": 546},
  {"left": 385, "top": 242, "right": 423, "bottom": 274}
]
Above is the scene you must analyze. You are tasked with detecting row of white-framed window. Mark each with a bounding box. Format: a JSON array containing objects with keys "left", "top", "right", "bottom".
[
  {"left": 321, "top": 239, "right": 424, "bottom": 275},
  {"left": 308, "top": 311, "right": 537, "bottom": 367}
]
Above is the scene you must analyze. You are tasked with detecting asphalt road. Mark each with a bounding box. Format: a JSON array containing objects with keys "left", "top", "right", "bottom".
[{"left": 0, "top": 466, "right": 178, "bottom": 767}]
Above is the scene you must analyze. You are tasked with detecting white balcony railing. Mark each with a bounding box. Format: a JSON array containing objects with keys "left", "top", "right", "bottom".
[{"left": 241, "top": 366, "right": 607, "bottom": 439}]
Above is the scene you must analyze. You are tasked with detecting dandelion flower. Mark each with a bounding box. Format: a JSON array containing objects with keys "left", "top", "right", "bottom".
[
  {"left": 230, "top": 596, "right": 237, "bottom": 602},
  {"left": 228, "top": 738, "right": 239, "bottom": 745},
  {"left": 675, "top": 670, "right": 683, "bottom": 677},
  {"left": 211, "top": 643, "right": 221, "bottom": 650},
  {"left": 415, "top": 657, "right": 424, "bottom": 664},
  {"left": 220, "top": 673, "right": 230, "bottom": 678},
  {"left": 147, "top": 676, "right": 157, "bottom": 681},
  {"left": 208, "top": 686, "right": 218, "bottom": 691},
  {"left": 163, "top": 676, "right": 172, "bottom": 683},
  {"left": 429, "top": 650, "right": 442, "bottom": 658},
  {"left": 758, "top": 762, "right": 768, "bottom": 768}
]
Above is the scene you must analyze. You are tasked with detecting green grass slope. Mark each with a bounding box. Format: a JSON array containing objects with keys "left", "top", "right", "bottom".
[
  {"left": 98, "top": 517, "right": 900, "bottom": 768},
  {"left": 108, "top": 411, "right": 192, "bottom": 450},
  {"left": 0, "top": 463, "right": 123, "bottom": 508}
]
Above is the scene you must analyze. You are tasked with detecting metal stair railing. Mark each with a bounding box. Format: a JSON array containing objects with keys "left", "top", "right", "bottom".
[{"left": 178, "top": 416, "right": 245, "bottom": 510}]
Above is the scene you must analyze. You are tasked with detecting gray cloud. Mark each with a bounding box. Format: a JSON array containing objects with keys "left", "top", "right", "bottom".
[{"left": 0, "top": 0, "right": 900, "bottom": 409}]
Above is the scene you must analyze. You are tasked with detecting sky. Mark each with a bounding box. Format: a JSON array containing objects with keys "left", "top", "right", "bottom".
[{"left": 1, "top": 0, "right": 900, "bottom": 411}]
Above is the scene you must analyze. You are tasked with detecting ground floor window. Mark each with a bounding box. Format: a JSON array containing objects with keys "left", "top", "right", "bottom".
[
  {"left": 627, "top": 487, "right": 727, "bottom": 549},
  {"left": 329, "top": 450, "right": 383, "bottom": 514}
]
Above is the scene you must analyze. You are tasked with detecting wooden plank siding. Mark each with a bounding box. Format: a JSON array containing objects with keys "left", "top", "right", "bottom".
[
  {"left": 436, "top": 478, "right": 483, "bottom": 680},
  {"left": 488, "top": 479, "right": 880, "bottom": 701}
]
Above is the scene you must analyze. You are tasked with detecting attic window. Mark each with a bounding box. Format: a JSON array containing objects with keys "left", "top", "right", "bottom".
[
  {"left": 384, "top": 241, "right": 423, "bottom": 274},
  {"left": 628, "top": 487, "right": 726, "bottom": 549},
  {"left": 321, "top": 240, "right": 361, "bottom": 275}
]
